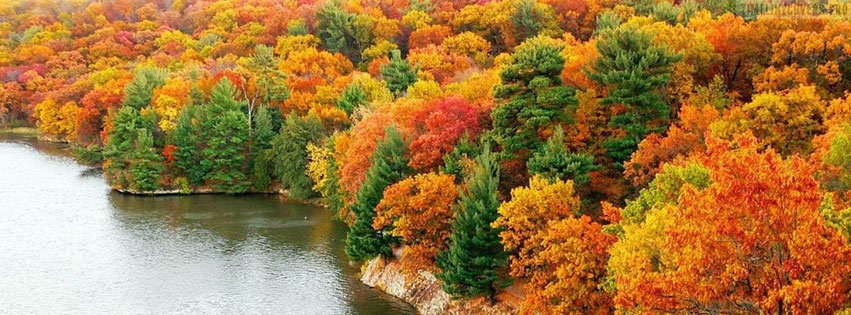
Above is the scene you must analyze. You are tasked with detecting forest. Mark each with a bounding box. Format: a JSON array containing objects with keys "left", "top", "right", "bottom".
[{"left": 2, "top": 0, "right": 851, "bottom": 313}]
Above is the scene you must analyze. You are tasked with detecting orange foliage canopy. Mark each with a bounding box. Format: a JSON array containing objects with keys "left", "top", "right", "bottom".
[
  {"left": 625, "top": 104, "right": 720, "bottom": 186},
  {"left": 374, "top": 173, "right": 458, "bottom": 272},
  {"left": 610, "top": 134, "right": 851, "bottom": 313}
]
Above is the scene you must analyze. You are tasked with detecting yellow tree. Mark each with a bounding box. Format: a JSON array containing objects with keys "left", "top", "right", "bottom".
[
  {"left": 494, "top": 176, "right": 614, "bottom": 313},
  {"left": 713, "top": 85, "right": 825, "bottom": 156},
  {"left": 151, "top": 77, "right": 191, "bottom": 134}
]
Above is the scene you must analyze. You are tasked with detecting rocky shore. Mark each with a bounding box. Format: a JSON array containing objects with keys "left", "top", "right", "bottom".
[{"left": 361, "top": 256, "right": 518, "bottom": 315}]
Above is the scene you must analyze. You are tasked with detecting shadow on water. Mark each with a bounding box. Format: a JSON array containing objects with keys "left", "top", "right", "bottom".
[{"left": 106, "top": 187, "right": 415, "bottom": 315}]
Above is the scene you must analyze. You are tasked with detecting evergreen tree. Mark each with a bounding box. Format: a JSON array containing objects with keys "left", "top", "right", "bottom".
[
  {"left": 201, "top": 79, "right": 250, "bottom": 193},
  {"left": 173, "top": 105, "right": 206, "bottom": 184},
  {"left": 345, "top": 126, "right": 410, "bottom": 261},
  {"left": 272, "top": 113, "right": 326, "bottom": 198},
  {"left": 440, "top": 133, "right": 480, "bottom": 184},
  {"left": 287, "top": 19, "right": 309, "bottom": 36},
  {"left": 437, "top": 144, "right": 511, "bottom": 301},
  {"left": 336, "top": 84, "right": 367, "bottom": 116},
  {"left": 316, "top": 1, "right": 359, "bottom": 62},
  {"left": 527, "top": 126, "right": 600, "bottom": 185},
  {"left": 380, "top": 50, "right": 417, "bottom": 97},
  {"left": 103, "top": 106, "right": 144, "bottom": 187},
  {"left": 593, "top": 11, "right": 621, "bottom": 36},
  {"left": 322, "top": 146, "right": 346, "bottom": 213},
  {"left": 511, "top": 0, "right": 545, "bottom": 43},
  {"left": 588, "top": 25, "right": 681, "bottom": 168},
  {"left": 128, "top": 128, "right": 164, "bottom": 191},
  {"left": 651, "top": 1, "right": 681, "bottom": 25},
  {"left": 239, "top": 44, "right": 289, "bottom": 132},
  {"left": 491, "top": 36, "right": 577, "bottom": 160},
  {"left": 122, "top": 67, "right": 168, "bottom": 110},
  {"left": 251, "top": 106, "right": 277, "bottom": 190}
]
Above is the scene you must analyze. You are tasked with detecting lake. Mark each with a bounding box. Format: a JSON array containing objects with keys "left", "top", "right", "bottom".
[{"left": 0, "top": 134, "right": 414, "bottom": 314}]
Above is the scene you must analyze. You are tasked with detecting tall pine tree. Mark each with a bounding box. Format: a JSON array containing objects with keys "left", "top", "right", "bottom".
[
  {"left": 526, "top": 125, "right": 599, "bottom": 185},
  {"left": 588, "top": 25, "right": 681, "bottom": 167},
  {"left": 272, "top": 113, "right": 326, "bottom": 198},
  {"left": 437, "top": 143, "right": 511, "bottom": 301},
  {"left": 200, "top": 78, "right": 250, "bottom": 193},
  {"left": 128, "top": 128, "right": 164, "bottom": 192},
  {"left": 251, "top": 105, "right": 277, "bottom": 190},
  {"left": 491, "top": 35, "right": 577, "bottom": 160},
  {"left": 345, "top": 126, "right": 410, "bottom": 261},
  {"left": 173, "top": 104, "right": 206, "bottom": 185}
]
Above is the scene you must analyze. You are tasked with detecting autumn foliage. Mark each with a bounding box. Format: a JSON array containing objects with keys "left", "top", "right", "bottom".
[
  {"left": 374, "top": 173, "right": 458, "bottom": 271},
  {"left": 5, "top": 0, "right": 851, "bottom": 312},
  {"left": 608, "top": 135, "right": 851, "bottom": 313}
]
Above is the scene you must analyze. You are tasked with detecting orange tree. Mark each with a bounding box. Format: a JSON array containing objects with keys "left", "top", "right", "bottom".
[
  {"left": 373, "top": 173, "right": 458, "bottom": 272},
  {"left": 607, "top": 134, "right": 851, "bottom": 313}
]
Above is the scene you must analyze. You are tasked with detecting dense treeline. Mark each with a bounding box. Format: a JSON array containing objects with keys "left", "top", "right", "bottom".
[{"left": 2, "top": 0, "right": 851, "bottom": 312}]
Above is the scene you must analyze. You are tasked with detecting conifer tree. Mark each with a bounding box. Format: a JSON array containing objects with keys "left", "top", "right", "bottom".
[
  {"left": 588, "top": 25, "right": 681, "bottom": 168},
  {"left": 201, "top": 79, "right": 250, "bottom": 193},
  {"left": 527, "top": 126, "right": 599, "bottom": 185},
  {"left": 492, "top": 36, "right": 577, "bottom": 159},
  {"left": 316, "top": 1, "right": 358, "bottom": 62},
  {"left": 251, "top": 106, "right": 277, "bottom": 190},
  {"left": 346, "top": 126, "right": 410, "bottom": 261},
  {"left": 336, "top": 84, "right": 367, "bottom": 116},
  {"left": 272, "top": 113, "right": 326, "bottom": 198},
  {"left": 173, "top": 104, "right": 205, "bottom": 185},
  {"left": 103, "top": 106, "right": 145, "bottom": 187},
  {"left": 437, "top": 144, "right": 511, "bottom": 301},
  {"left": 380, "top": 50, "right": 417, "bottom": 97},
  {"left": 122, "top": 67, "right": 168, "bottom": 110},
  {"left": 128, "top": 128, "right": 164, "bottom": 191}
]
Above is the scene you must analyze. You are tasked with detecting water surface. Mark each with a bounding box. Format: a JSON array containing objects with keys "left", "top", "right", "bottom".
[{"left": 0, "top": 134, "right": 413, "bottom": 314}]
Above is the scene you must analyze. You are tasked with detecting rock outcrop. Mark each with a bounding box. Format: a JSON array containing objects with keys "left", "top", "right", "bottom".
[{"left": 361, "top": 257, "right": 517, "bottom": 315}]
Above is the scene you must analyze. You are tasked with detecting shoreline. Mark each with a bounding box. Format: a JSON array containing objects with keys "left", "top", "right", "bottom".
[
  {"left": 11, "top": 132, "right": 431, "bottom": 312},
  {"left": 112, "top": 186, "right": 328, "bottom": 207},
  {"left": 0, "top": 126, "right": 38, "bottom": 136}
]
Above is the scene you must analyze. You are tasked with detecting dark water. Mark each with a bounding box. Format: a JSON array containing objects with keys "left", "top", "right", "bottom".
[{"left": 0, "top": 134, "right": 414, "bottom": 314}]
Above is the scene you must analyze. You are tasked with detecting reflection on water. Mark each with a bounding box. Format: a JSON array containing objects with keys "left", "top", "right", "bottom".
[{"left": 0, "top": 135, "right": 413, "bottom": 314}]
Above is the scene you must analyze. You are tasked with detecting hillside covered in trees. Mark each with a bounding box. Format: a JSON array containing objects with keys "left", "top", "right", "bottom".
[{"left": 2, "top": 0, "right": 851, "bottom": 312}]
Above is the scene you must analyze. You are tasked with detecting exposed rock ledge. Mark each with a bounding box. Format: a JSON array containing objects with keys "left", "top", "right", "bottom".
[{"left": 361, "top": 257, "right": 517, "bottom": 315}]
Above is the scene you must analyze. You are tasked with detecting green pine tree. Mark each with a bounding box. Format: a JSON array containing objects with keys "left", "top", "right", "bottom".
[
  {"left": 345, "top": 126, "right": 410, "bottom": 261},
  {"left": 201, "top": 79, "right": 250, "bottom": 193},
  {"left": 322, "top": 143, "right": 346, "bottom": 213},
  {"left": 173, "top": 104, "right": 206, "bottom": 185},
  {"left": 436, "top": 143, "right": 511, "bottom": 301},
  {"left": 526, "top": 125, "right": 600, "bottom": 185},
  {"left": 380, "top": 50, "right": 417, "bottom": 97},
  {"left": 336, "top": 84, "right": 367, "bottom": 116},
  {"left": 122, "top": 67, "right": 168, "bottom": 110},
  {"left": 316, "top": 1, "right": 359, "bottom": 62},
  {"left": 251, "top": 106, "right": 277, "bottom": 190},
  {"left": 103, "top": 106, "right": 144, "bottom": 187},
  {"left": 511, "top": 0, "right": 545, "bottom": 43},
  {"left": 440, "top": 133, "right": 480, "bottom": 184},
  {"left": 128, "top": 128, "right": 164, "bottom": 192},
  {"left": 588, "top": 24, "right": 681, "bottom": 168},
  {"left": 272, "top": 113, "right": 326, "bottom": 198},
  {"left": 491, "top": 36, "right": 577, "bottom": 160}
]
